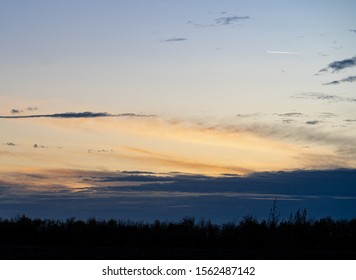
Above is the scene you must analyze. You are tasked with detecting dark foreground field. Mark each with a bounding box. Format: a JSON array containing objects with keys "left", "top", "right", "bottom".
[{"left": 1, "top": 210, "right": 356, "bottom": 259}]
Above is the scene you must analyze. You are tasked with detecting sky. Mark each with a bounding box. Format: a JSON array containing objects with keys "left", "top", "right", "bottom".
[{"left": 0, "top": 0, "right": 356, "bottom": 221}]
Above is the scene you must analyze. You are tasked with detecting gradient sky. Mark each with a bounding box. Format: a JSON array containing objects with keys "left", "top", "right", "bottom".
[{"left": 0, "top": 1, "right": 356, "bottom": 221}]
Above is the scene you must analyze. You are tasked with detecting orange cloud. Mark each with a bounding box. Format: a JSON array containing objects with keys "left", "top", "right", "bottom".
[{"left": 1, "top": 115, "right": 355, "bottom": 176}]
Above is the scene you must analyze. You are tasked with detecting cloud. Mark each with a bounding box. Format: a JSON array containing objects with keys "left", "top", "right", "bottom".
[
  {"left": 1, "top": 169, "right": 356, "bottom": 222},
  {"left": 11, "top": 109, "right": 22, "bottom": 114},
  {"left": 83, "top": 169, "right": 356, "bottom": 198},
  {"left": 305, "top": 120, "right": 322, "bottom": 125},
  {"left": 33, "top": 144, "right": 47, "bottom": 149},
  {"left": 319, "top": 112, "right": 337, "bottom": 118},
  {"left": 124, "top": 147, "right": 254, "bottom": 175},
  {"left": 282, "top": 119, "right": 294, "bottom": 124},
  {"left": 188, "top": 14, "right": 249, "bottom": 28},
  {"left": 215, "top": 15, "right": 249, "bottom": 25},
  {"left": 148, "top": 117, "right": 356, "bottom": 169},
  {"left": 236, "top": 113, "right": 260, "bottom": 118},
  {"left": 3, "top": 142, "right": 17, "bottom": 146},
  {"left": 317, "top": 56, "right": 356, "bottom": 74},
  {"left": 345, "top": 119, "right": 356, "bottom": 122},
  {"left": 275, "top": 113, "right": 305, "bottom": 124},
  {"left": 294, "top": 92, "right": 356, "bottom": 103},
  {"left": 275, "top": 112, "right": 304, "bottom": 117},
  {"left": 88, "top": 149, "right": 114, "bottom": 153},
  {"left": 0, "top": 111, "right": 155, "bottom": 119},
  {"left": 164, "top": 37, "right": 188, "bottom": 42},
  {"left": 323, "top": 75, "right": 356, "bottom": 85},
  {"left": 2, "top": 109, "right": 356, "bottom": 176},
  {"left": 187, "top": 21, "right": 216, "bottom": 28},
  {"left": 213, "top": 121, "right": 356, "bottom": 162},
  {"left": 9, "top": 107, "right": 37, "bottom": 114},
  {"left": 26, "top": 107, "right": 38, "bottom": 111},
  {"left": 349, "top": 30, "right": 356, "bottom": 34}
]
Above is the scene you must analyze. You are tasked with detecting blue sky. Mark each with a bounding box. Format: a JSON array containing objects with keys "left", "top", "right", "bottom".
[
  {"left": 1, "top": 0, "right": 355, "bottom": 114},
  {"left": 0, "top": 0, "right": 356, "bottom": 221}
]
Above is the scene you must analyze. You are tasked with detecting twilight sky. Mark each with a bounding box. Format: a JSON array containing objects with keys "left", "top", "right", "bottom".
[{"left": 0, "top": 1, "right": 356, "bottom": 221}]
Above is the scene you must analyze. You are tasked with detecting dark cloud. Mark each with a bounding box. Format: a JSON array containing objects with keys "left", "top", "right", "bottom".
[
  {"left": 323, "top": 75, "right": 356, "bottom": 85},
  {"left": 215, "top": 16, "right": 250, "bottom": 25},
  {"left": 317, "top": 56, "right": 356, "bottom": 74},
  {"left": 11, "top": 109, "right": 22, "bottom": 114},
  {"left": 305, "top": 120, "right": 322, "bottom": 125},
  {"left": 324, "top": 81, "right": 339, "bottom": 86},
  {"left": 1, "top": 169, "right": 356, "bottom": 222},
  {"left": 121, "top": 171, "right": 156, "bottom": 175},
  {"left": 349, "top": 30, "right": 356, "bottom": 34},
  {"left": 164, "top": 37, "right": 188, "bottom": 42},
  {"left": 33, "top": 144, "right": 47, "bottom": 149},
  {"left": 0, "top": 111, "right": 155, "bottom": 119}
]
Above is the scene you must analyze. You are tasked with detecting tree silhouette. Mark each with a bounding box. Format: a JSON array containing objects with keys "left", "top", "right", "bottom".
[{"left": 0, "top": 209, "right": 356, "bottom": 259}]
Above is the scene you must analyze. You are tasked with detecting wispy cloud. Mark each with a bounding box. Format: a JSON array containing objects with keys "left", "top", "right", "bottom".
[
  {"left": 275, "top": 112, "right": 305, "bottom": 117},
  {"left": 323, "top": 75, "right": 356, "bottom": 85},
  {"left": 282, "top": 119, "right": 295, "bottom": 124},
  {"left": 2, "top": 110, "right": 356, "bottom": 175},
  {"left": 317, "top": 56, "right": 356, "bottom": 74},
  {"left": 215, "top": 15, "right": 249, "bottom": 25},
  {"left": 3, "top": 142, "right": 17, "bottom": 146},
  {"left": 349, "top": 29, "right": 356, "bottom": 34},
  {"left": 236, "top": 113, "right": 260, "bottom": 118},
  {"left": 0, "top": 111, "right": 155, "bottom": 119},
  {"left": 188, "top": 14, "right": 249, "bottom": 28},
  {"left": 26, "top": 107, "right": 38, "bottom": 111},
  {"left": 275, "top": 113, "right": 305, "bottom": 124},
  {"left": 10, "top": 107, "right": 38, "bottom": 114},
  {"left": 164, "top": 37, "right": 188, "bottom": 42},
  {"left": 88, "top": 149, "right": 114, "bottom": 154},
  {"left": 157, "top": 117, "right": 356, "bottom": 168},
  {"left": 319, "top": 112, "right": 337, "bottom": 118},
  {"left": 294, "top": 92, "right": 356, "bottom": 103},
  {"left": 187, "top": 21, "right": 216, "bottom": 28},
  {"left": 124, "top": 147, "right": 254, "bottom": 175}
]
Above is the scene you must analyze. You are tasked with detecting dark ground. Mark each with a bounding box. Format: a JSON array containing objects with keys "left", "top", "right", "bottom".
[{"left": 1, "top": 245, "right": 356, "bottom": 260}]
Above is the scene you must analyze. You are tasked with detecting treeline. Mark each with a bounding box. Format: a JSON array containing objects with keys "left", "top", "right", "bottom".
[{"left": 1, "top": 209, "right": 356, "bottom": 259}]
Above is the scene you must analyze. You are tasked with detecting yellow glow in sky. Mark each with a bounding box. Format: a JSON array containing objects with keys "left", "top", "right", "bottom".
[{"left": 1, "top": 116, "right": 354, "bottom": 180}]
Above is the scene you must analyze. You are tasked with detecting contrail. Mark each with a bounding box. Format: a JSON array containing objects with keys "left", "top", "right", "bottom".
[{"left": 265, "top": 50, "right": 299, "bottom": 54}]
